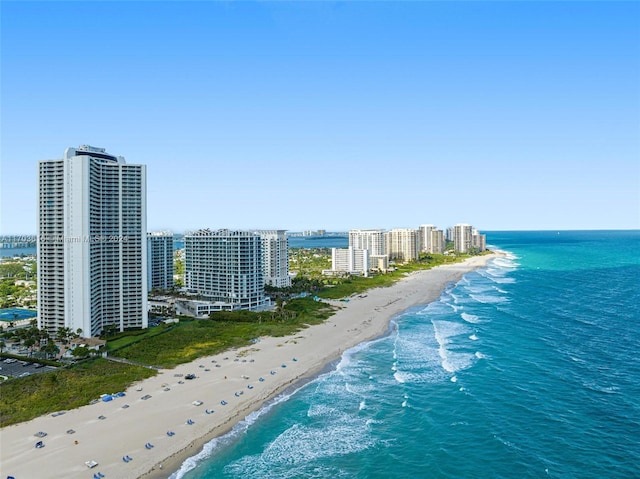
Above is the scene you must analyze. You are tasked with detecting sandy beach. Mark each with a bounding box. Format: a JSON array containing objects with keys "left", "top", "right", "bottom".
[{"left": 0, "top": 255, "right": 495, "bottom": 479}]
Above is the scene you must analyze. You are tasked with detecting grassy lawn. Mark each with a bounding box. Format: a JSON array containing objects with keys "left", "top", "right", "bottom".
[
  {"left": 105, "top": 322, "right": 176, "bottom": 352},
  {"left": 111, "top": 297, "right": 334, "bottom": 368},
  {"left": 317, "top": 253, "right": 471, "bottom": 299},
  {"left": 0, "top": 359, "right": 155, "bottom": 427}
]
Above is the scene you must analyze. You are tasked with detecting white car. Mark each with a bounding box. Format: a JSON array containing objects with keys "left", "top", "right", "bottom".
[{"left": 192, "top": 400, "right": 203, "bottom": 406}]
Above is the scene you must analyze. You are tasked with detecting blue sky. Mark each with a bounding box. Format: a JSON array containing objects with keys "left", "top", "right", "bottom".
[{"left": 1, "top": 1, "right": 639, "bottom": 234}]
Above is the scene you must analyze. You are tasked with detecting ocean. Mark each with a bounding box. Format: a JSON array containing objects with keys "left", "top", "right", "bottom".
[
  {"left": 4, "top": 231, "right": 636, "bottom": 478},
  {"left": 171, "top": 230, "right": 638, "bottom": 478},
  {"left": 0, "top": 246, "right": 36, "bottom": 258}
]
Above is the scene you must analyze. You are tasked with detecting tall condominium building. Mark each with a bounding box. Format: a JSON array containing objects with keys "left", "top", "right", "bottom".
[
  {"left": 255, "top": 230, "right": 291, "bottom": 288},
  {"left": 37, "top": 145, "right": 147, "bottom": 338},
  {"left": 386, "top": 228, "right": 420, "bottom": 262},
  {"left": 184, "top": 229, "right": 267, "bottom": 311},
  {"left": 453, "top": 224, "right": 473, "bottom": 253},
  {"left": 330, "top": 247, "right": 370, "bottom": 277},
  {"left": 419, "top": 224, "right": 437, "bottom": 253},
  {"left": 472, "top": 228, "right": 487, "bottom": 252},
  {"left": 430, "top": 229, "right": 446, "bottom": 254},
  {"left": 349, "top": 229, "right": 386, "bottom": 256},
  {"left": 147, "top": 231, "right": 174, "bottom": 291}
]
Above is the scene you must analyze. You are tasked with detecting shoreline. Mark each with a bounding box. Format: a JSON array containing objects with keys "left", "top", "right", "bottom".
[{"left": 0, "top": 254, "right": 496, "bottom": 479}]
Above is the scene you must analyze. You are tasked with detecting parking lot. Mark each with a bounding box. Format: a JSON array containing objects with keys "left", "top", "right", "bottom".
[{"left": 0, "top": 358, "right": 57, "bottom": 379}]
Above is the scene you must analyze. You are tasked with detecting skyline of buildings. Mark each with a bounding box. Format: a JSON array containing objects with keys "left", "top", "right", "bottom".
[
  {"left": 31, "top": 145, "right": 488, "bottom": 338},
  {"left": 329, "top": 224, "right": 486, "bottom": 277},
  {"left": 37, "top": 145, "right": 147, "bottom": 338}
]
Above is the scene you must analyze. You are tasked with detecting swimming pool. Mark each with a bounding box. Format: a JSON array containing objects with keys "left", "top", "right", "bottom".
[{"left": 0, "top": 308, "right": 38, "bottom": 321}]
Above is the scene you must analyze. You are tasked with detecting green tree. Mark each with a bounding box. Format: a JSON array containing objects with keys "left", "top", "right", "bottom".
[
  {"left": 42, "top": 341, "right": 59, "bottom": 359},
  {"left": 57, "top": 327, "right": 73, "bottom": 344},
  {"left": 23, "top": 337, "right": 36, "bottom": 356},
  {"left": 71, "top": 346, "right": 91, "bottom": 358}
]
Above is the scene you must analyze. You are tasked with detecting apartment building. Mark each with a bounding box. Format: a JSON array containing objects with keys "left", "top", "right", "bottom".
[
  {"left": 255, "top": 230, "right": 291, "bottom": 288},
  {"left": 37, "top": 145, "right": 147, "bottom": 338},
  {"left": 184, "top": 229, "right": 268, "bottom": 311},
  {"left": 147, "top": 231, "right": 174, "bottom": 291}
]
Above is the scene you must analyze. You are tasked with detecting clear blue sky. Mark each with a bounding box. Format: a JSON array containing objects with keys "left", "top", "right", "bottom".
[{"left": 1, "top": 1, "right": 639, "bottom": 234}]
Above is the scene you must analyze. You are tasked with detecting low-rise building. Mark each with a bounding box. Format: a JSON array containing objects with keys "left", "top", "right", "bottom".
[{"left": 328, "top": 247, "right": 370, "bottom": 277}]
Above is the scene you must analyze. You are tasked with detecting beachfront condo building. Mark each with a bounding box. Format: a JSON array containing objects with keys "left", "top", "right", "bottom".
[
  {"left": 419, "top": 224, "right": 436, "bottom": 253},
  {"left": 430, "top": 229, "right": 446, "bottom": 254},
  {"left": 386, "top": 228, "right": 420, "bottom": 262},
  {"left": 255, "top": 230, "right": 292, "bottom": 288},
  {"left": 349, "top": 229, "right": 386, "bottom": 256},
  {"left": 472, "top": 228, "right": 487, "bottom": 252},
  {"left": 419, "top": 225, "right": 446, "bottom": 254},
  {"left": 37, "top": 145, "right": 147, "bottom": 338},
  {"left": 453, "top": 223, "right": 473, "bottom": 253},
  {"left": 184, "top": 229, "right": 268, "bottom": 312},
  {"left": 329, "top": 247, "right": 370, "bottom": 277},
  {"left": 147, "top": 231, "right": 174, "bottom": 291}
]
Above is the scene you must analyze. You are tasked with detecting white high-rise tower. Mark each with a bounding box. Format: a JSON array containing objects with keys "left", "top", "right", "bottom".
[
  {"left": 37, "top": 145, "right": 147, "bottom": 338},
  {"left": 255, "top": 230, "right": 291, "bottom": 288}
]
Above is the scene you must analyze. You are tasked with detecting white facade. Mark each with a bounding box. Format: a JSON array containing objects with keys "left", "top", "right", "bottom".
[
  {"left": 453, "top": 224, "right": 473, "bottom": 253},
  {"left": 430, "top": 229, "right": 446, "bottom": 254},
  {"left": 38, "top": 145, "right": 147, "bottom": 338},
  {"left": 330, "top": 247, "right": 370, "bottom": 277},
  {"left": 147, "top": 231, "right": 174, "bottom": 291},
  {"left": 184, "top": 229, "right": 268, "bottom": 311},
  {"left": 472, "top": 228, "right": 487, "bottom": 252},
  {"left": 386, "top": 228, "right": 420, "bottom": 262},
  {"left": 349, "top": 229, "right": 386, "bottom": 256},
  {"left": 419, "top": 224, "right": 436, "bottom": 253},
  {"left": 255, "top": 230, "right": 291, "bottom": 288}
]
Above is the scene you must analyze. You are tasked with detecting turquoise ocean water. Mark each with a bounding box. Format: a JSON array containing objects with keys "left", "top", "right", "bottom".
[{"left": 172, "top": 231, "right": 640, "bottom": 479}]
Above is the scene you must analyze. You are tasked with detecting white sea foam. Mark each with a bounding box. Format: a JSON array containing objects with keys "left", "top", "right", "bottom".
[
  {"left": 441, "top": 352, "right": 476, "bottom": 373},
  {"left": 470, "top": 293, "right": 508, "bottom": 304},
  {"left": 171, "top": 383, "right": 305, "bottom": 479},
  {"left": 307, "top": 404, "right": 338, "bottom": 418},
  {"left": 492, "top": 257, "right": 519, "bottom": 269},
  {"left": 461, "top": 312, "right": 481, "bottom": 323},
  {"left": 450, "top": 376, "right": 457, "bottom": 383},
  {"left": 225, "top": 416, "right": 376, "bottom": 476},
  {"left": 469, "top": 334, "right": 478, "bottom": 341},
  {"left": 393, "top": 371, "right": 407, "bottom": 383},
  {"left": 431, "top": 320, "right": 477, "bottom": 372}
]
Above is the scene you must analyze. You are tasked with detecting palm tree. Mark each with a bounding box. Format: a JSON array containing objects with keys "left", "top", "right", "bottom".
[{"left": 42, "top": 341, "right": 59, "bottom": 359}]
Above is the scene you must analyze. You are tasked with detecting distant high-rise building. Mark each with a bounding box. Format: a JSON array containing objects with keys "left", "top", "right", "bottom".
[
  {"left": 184, "top": 229, "right": 267, "bottom": 310},
  {"left": 453, "top": 224, "right": 473, "bottom": 253},
  {"left": 386, "top": 229, "right": 420, "bottom": 262},
  {"left": 430, "top": 229, "right": 446, "bottom": 254},
  {"left": 330, "top": 247, "right": 370, "bottom": 277},
  {"left": 255, "top": 230, "right": 291, "bottom": 288},
  {"left": 37, "top": 145, "right": 147, "bottom": 338},
  {"left": 419, "top": 225, "right": 436, "bottom": 253},
  {"left": 472, "top": 228, "right": 487, "bottom": 252},
  {"left": 349, "top": 229, "right": 386, "bottom": 256},
  {"left": 147, "top": 231, "right": 174, "bottom": 291}
]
